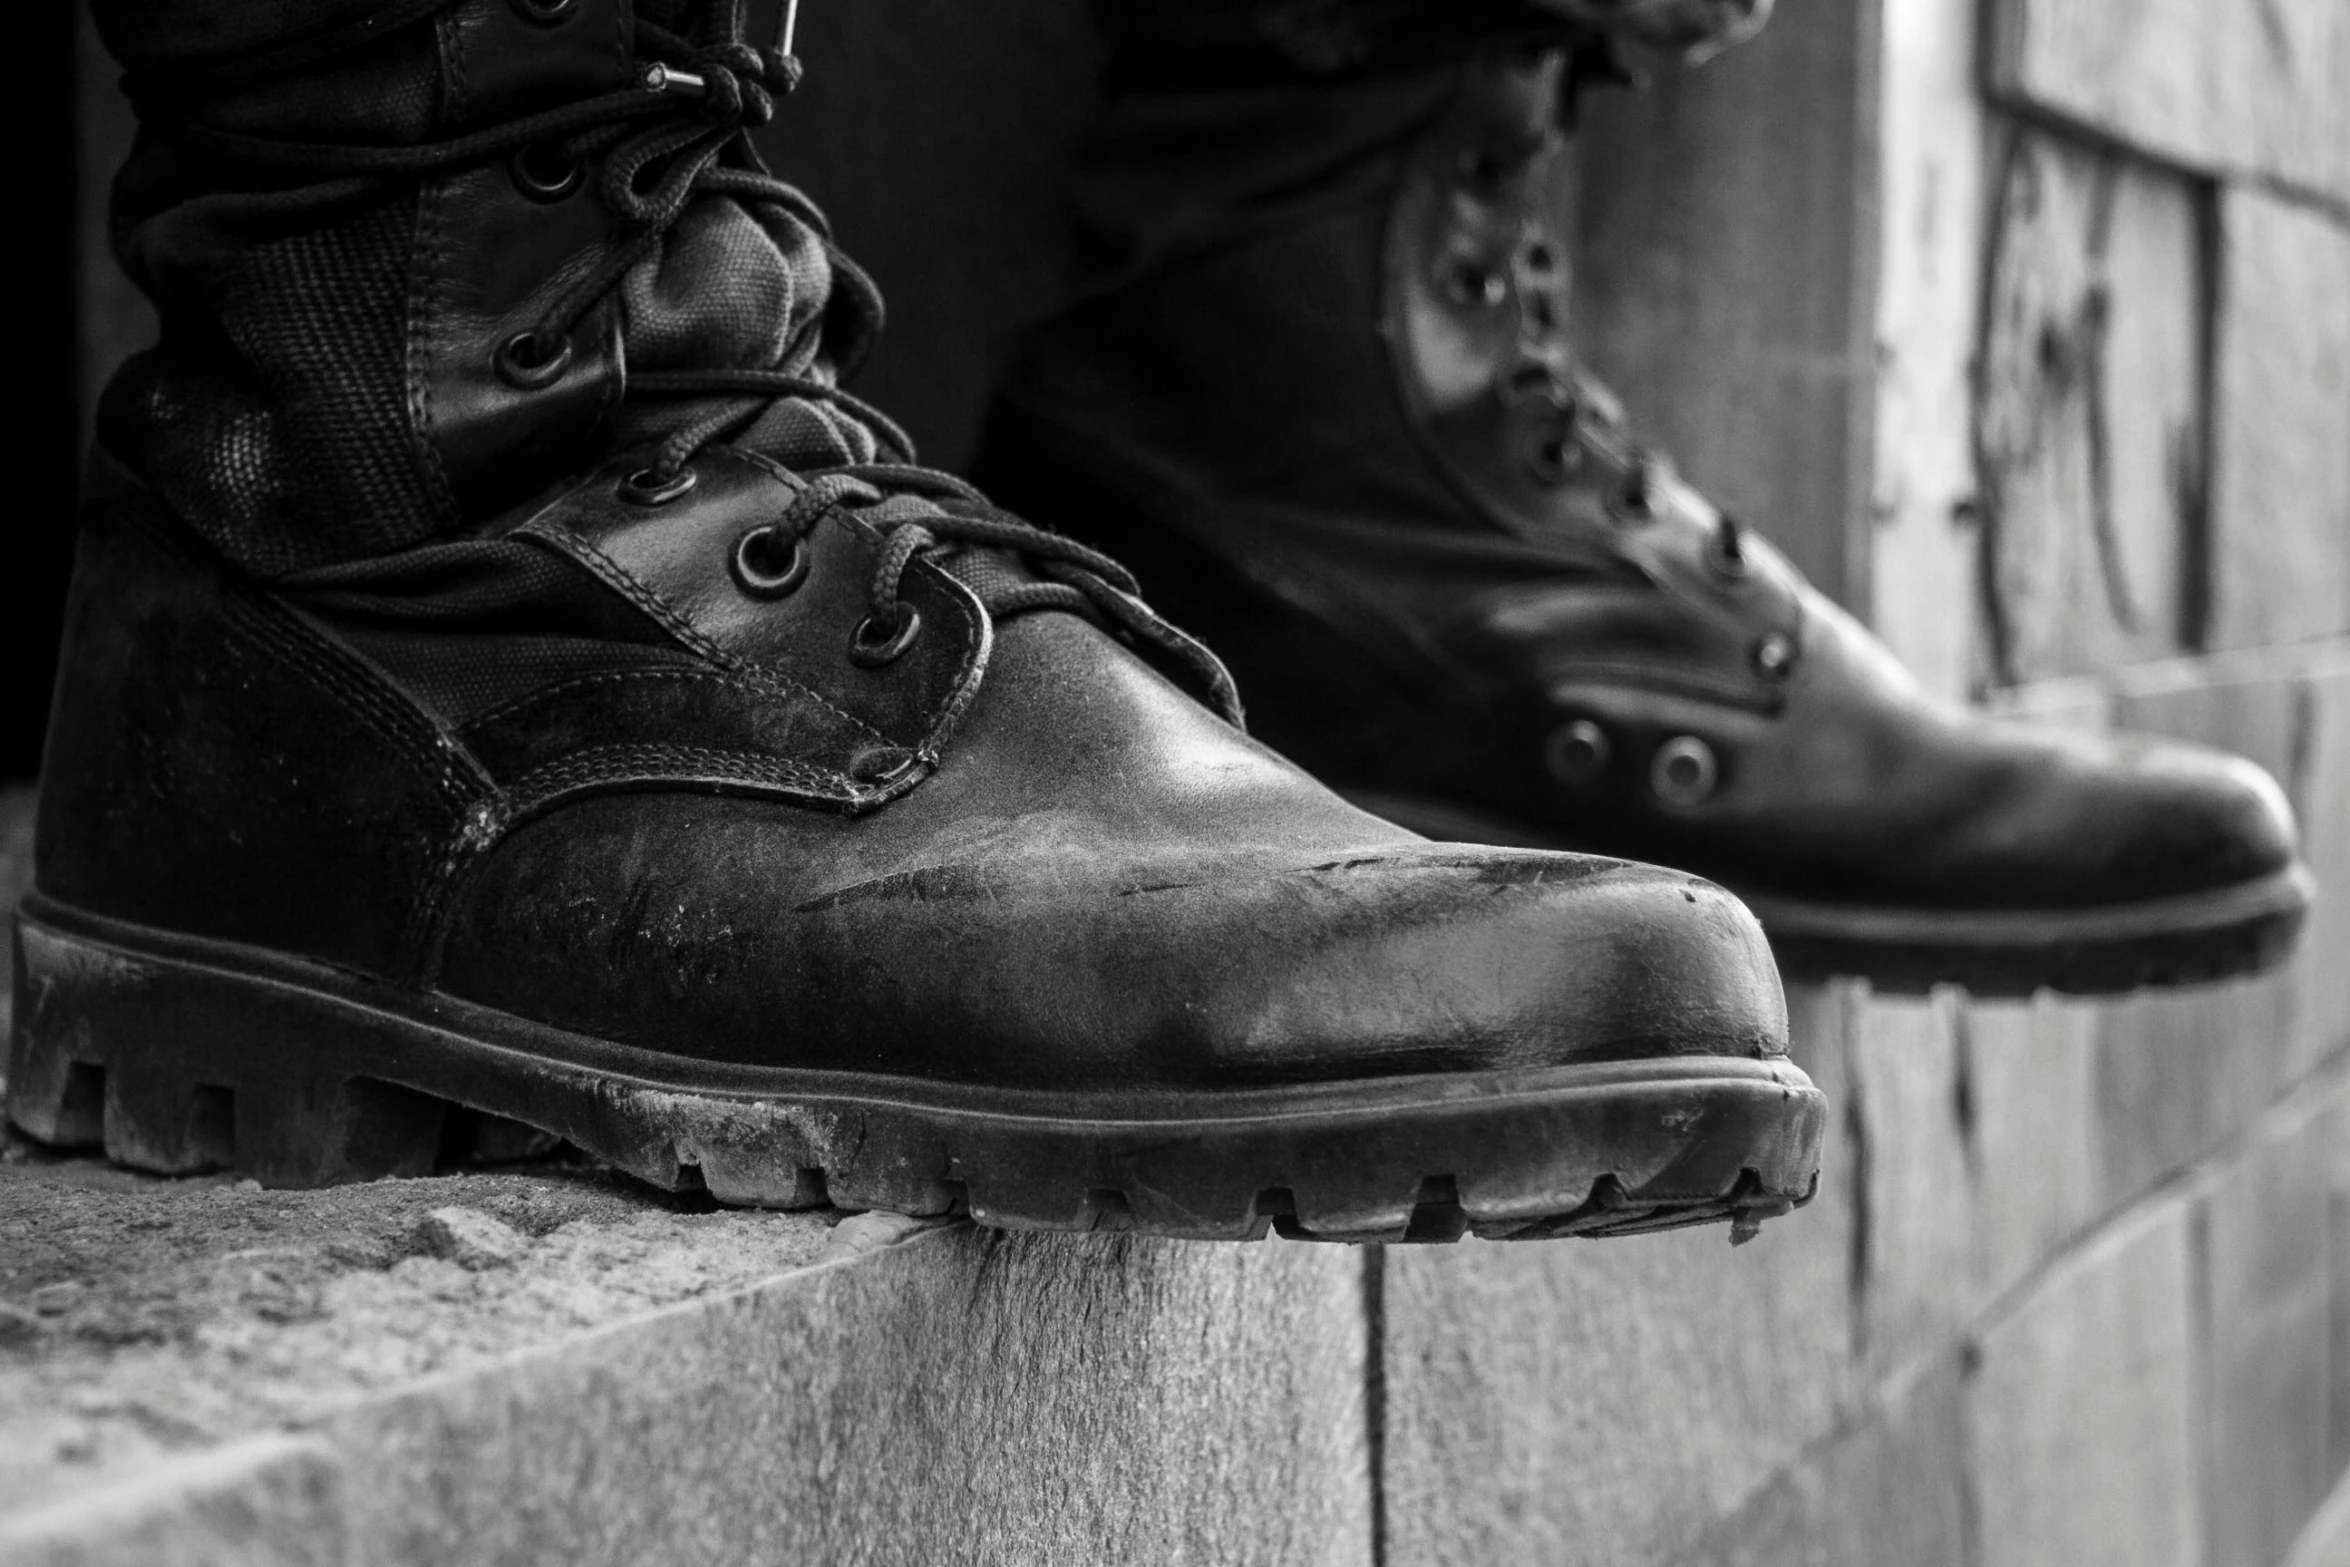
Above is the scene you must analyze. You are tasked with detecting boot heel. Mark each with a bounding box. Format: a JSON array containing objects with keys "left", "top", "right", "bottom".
[
  {"left": 103, "top": 1072, "right": 235, "bottom": 1175},
  {"left": 227, "top": 1076, "right": 445, "bottom": 1186},
  {"left": 9, "top": 910, "right": 449, "bottom": 1185}
]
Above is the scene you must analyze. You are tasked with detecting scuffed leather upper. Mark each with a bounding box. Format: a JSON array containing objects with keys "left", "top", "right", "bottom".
[
  {"left": 38, "top": 453, "right": 1789, "bottom": 1088},
  {"left": 52, "top": 7, "right": 1797, "bottom": 1091},
  {"left": 982, "top": 49, "right": 2302, "bottom": 917}
]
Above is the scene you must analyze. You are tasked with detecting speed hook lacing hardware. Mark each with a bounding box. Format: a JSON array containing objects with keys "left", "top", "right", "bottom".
[{"left": 641, "top": 0, "right": 803, "bottom": 99}]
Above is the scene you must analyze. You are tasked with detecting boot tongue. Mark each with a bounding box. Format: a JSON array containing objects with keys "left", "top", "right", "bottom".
[
  {"left": 605, "top": 182, "right": 890, "bottom": 472},
  {"left": 591, "top": 0, "right": 894, "bottom": 474}
]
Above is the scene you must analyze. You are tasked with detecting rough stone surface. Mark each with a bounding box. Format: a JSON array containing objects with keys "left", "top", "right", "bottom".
[
  {"left": 1379, "top": 986, "right": 1857, "bottom": 1567},
  {"left": 329, "top": 1226, "right": 1369, "bottom": 1567},
  {"left": 2095, "top": 974, "right": 2293, "bottom": 1202},
  {"left": 410, "top": 1207, "right": 527, "bottom": 1271},
  {"left": 2208, "top": 190, "right": 2350, "bottom": 652},
  {"left": 2096, "top": 654, "right": 2309, "bottom": 1197},
  {"left": 0, "top": 1146, "right": 1371, "bottom": 1567},
  {"left": 0, "top": 1439, "right": 342, "bottom": 1567},
  {"left": 1849, "top": 988, "right": 1976, "bottom": 1373},
  {"left": 0, "top": 1150, "right": 839, "bottom": 1519},
  {"left": 1870, "top": 0, "right": 1990, "bottom": 701},
  {"left": 2331, "top": 1087, "right": 2350, "bottom": 1484},
  {"left": 2297, "top": 651, "right": 2350, "bottom": 1079},
  {"left": 2287, "top": 1465, "right": 2350, "bottom": 1567},
  {"left": 2203, "top": 1093, "right": 2337, "bottom": 1567},
  {"left": 1988, "top": 0, "right": 2350, "bottom": 203},
  {"left": 1962, "top": 676, "right": 2118, "bottom": 1309},
  {"left": 1678, "top": 1359, "right": 1970, "bottom": 1567},
  {"left": 1968, "top": 1195, "right": 2203, "bottom": 1567},
  {"left": 1974, "top": 130, "right": 2203, "bottom": 683},
  {"left": 1966, "top": 993, "right": 2106, "bottom": 1305}
]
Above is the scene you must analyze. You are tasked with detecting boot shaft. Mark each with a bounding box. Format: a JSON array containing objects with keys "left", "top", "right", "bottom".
[
  {"left": 97, "top": 0, "right": 879, "bottom": 574},
  {"left": 999, "top": 40, "right": 1589, "bottom": 531}
]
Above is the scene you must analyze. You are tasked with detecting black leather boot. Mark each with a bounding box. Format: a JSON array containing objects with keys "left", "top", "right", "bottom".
[
  {"left": 981, "top": 40, "right": 2311, "bottom": 997},
  {"left": 8, "top": 2, "right": 1823, "bottom": 1242}
]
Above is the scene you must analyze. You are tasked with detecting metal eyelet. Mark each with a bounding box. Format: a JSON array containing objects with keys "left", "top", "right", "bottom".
[
  {"left": 1544, "top": 719, "right": 1612, "bottom": 786},
  {"left": 508, "top": 142, "right": 584, "bottom": 203},
  {"left": 618, "top": 466, "right": 697, "bottom": 507},
  {"left": 1444, "top": 260, "right": 1509, "bottom": 309},
  {"left": 848, "top": 746, "right": 918, "bottom": 785},
  {"left": 1502, "top": 360, "right": 1561, "bottom": 405},
  {"left": 1706, "top": 520, "right": 1753, "bottom": 580},
  {"left": 1456, "top": 146, "right": 1511, "bottom": 188},
  {"left": 1650, "top": 736, "right": 1720, "bottom": 808},
  {"left": 1525, "top": 432, "right": 1585, "bottom": 487},
  {"left": 729, "top": 524, "right": 808, "bottom": 599},
  {"left": 1752, "top": 632, "right": 1797, "bottom": 679},
  {"left": 510, "top": 0, "right": 577, "bottom": 24},
  {"left": 848, "top": 604, "right": 923, "bottom": 668},
  {"left": 1607, "top": 479, "right": 1654, "bottom": 525},
  {"left": 493, "top": 331, "right": 571, "bottom": 391}
]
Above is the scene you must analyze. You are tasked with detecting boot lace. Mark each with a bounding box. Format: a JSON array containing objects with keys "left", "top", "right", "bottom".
[{"left": 137, "top": 0, "right": 1242, "bottom": 719}]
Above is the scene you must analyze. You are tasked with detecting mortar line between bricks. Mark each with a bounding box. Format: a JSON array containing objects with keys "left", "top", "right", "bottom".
[
  {"left": 2092, "top": 635, "right": 2350, "bottom": 701},
  {"left": 2187, "top": 1178, "right": 2219, "bottom": 1567},
  {"left": 1965, "top": 1038, "right": 2350, "bottom": 1338},
  {"left": 1682, "top": 1343, "right": 1970, "bottom": 1549},
  {"left": 1363, "top": 1244, "right": 1389, "bottom": 1567},
  {"left": 2237, "top": 171, "right": 2350, "bottom": 231},
  {"left": 1979, "top": 95, "right": 2350, "bottom": 232}
]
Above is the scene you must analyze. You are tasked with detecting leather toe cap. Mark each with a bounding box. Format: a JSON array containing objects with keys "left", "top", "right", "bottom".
[
  {"left": 1109, "top": 848, "right": 1791, "bottom": 1085},
  {"left": 2089, "top": 736, "right": 2301, "bottom": 899},
  {"left": 439, "top": 801, "right": 1790, "bottom": 1092}
]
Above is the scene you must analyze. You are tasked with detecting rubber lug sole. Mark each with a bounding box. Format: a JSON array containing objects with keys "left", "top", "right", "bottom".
[
  {"left": 7, "top": 899, "right": 1824, "bottom": 1243},
  {"left": 1343, "top": 789, "right": 2314, "bottom": 998}
]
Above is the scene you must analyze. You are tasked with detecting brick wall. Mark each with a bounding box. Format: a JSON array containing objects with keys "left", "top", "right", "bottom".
[
  {"left": 1392, "top": 1, "right": 2350, "bottom": 1551},
  {"left": 1800, "top": 0, "right": 2350, "bottom": 1561}
]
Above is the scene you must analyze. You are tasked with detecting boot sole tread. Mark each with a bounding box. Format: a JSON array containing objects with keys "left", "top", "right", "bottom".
[{"left": 8, "top": 898, "right": 1823, "bottom": 1244}]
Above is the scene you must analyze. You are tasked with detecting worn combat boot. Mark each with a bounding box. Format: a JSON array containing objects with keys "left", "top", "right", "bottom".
[
  {"left": 7, "top": 1, "right": 1823, "bottom": 1241},
  {"left": 981, "top": 25, "right": 2311, "bottom": 997}
]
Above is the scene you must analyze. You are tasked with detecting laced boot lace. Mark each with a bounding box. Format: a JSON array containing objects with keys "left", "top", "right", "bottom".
[
  {"left": 1512, "top": 350, "right": 1749, "bottom": 578},
  {"left": 140, "top": 0, "right": 1243, "bottom": 720}
]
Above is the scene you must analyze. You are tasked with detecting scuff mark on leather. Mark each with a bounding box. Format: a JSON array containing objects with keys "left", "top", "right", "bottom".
[
  {"left": 793, "top": 862, "right": 1005, "bottom": 912},
  {"left": 1421, "top": 854, "right": 1624, "bottom": 887},
  {"left": 1118, "top": 879, "right": 1207, "bottom": 897}
]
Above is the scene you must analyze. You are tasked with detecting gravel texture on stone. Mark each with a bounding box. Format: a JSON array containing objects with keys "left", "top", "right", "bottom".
[{"left": 0, "top": 1136, "right": 842, "bottom": 1519}]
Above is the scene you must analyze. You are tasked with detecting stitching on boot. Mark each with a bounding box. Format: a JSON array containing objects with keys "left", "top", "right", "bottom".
[
  {"left": 504, "top": 744, "right": 858, "bottom": 815},
  {"left": 520, "top": 519, "right": 907, "bottom": 747},
  {"left": 403, "top": 174, "right": 463, "bottom": 526}
]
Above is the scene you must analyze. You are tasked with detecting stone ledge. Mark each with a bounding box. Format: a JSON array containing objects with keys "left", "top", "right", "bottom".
[
  {"left": 0, "top": 1148, "right": 846, "bottom": 1520},
  {"left": 0, "top": 1437, "right": 341, "bottom": 1567},
  {"left": 0, "top": 1148, "right": 1372, "bottom": 1567}
]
